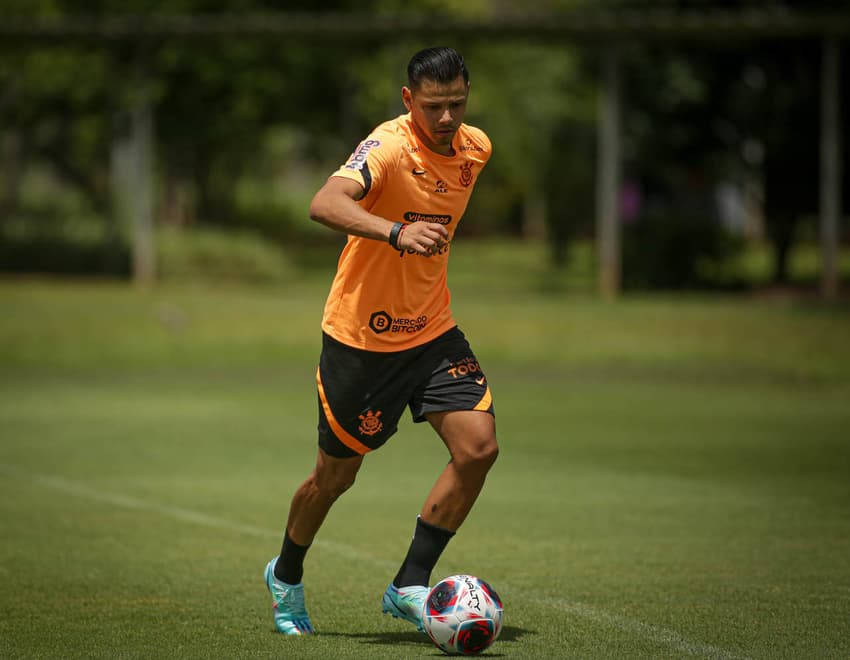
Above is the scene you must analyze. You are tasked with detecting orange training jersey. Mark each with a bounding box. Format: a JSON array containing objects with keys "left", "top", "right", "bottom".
[{"left": 321, "top": 113, "right": 491, "bottom": 352}]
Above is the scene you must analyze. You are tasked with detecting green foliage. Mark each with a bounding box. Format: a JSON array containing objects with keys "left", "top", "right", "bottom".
[
  {"left": 1, "top": 2, "right": 844, "bottom": 286},
  {"left": 0, "top": 218, "right": 295, "bottom": 283},
  {"left": 229, "top": 126, "right": 330, "bottom": 243},
  {"left": 471, "top": 42, "right": 594, "bottom": 194},
  {"left": 157, "top": 226, "right": 294, "bottom": 284},
  {"left": 622, "top": 214, "right": 745, "bottom": 290},
  {"left": 0, "top": 212, "right": 129, "bottom": 276}
]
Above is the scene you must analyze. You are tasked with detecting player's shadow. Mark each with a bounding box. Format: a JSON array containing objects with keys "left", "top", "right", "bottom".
[{"left": 324, "top": 625, "right": 533, "bottom": 655}]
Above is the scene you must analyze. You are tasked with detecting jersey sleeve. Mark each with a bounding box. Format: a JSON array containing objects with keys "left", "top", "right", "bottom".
[
  {"left": 466, "top": 125, "right": 493, "bottom": 162},
  {"left": 329, "top": 123, "right": 402, "bottom": 197},
  {"left": 472, "top": 125, "right": 491, "bottom": 149}
]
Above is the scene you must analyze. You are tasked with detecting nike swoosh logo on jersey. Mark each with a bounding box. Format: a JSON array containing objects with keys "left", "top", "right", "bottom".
[
  {"left": 475, "top": 377, "right": 486, "bottom": 386},
  {"left": 412, "top": 168, "right": 427, "bottom": 176}
]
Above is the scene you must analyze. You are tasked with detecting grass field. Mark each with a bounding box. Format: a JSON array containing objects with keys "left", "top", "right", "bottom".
[{"left": 1, "top": 244, "right": 849, "bottom": 658}]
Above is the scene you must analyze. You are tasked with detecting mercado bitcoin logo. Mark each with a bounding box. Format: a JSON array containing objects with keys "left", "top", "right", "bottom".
[
  {"left": 369, "top": 310, "right": 392, "bottom": 334},
  {"left": 369, "top": 310, "right": 428, "bottom": 335}
]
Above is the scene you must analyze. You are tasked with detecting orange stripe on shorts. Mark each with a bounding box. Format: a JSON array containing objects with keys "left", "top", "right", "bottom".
[
  {"left": 473, "top": 386, "right": 493, "bottom": 412},
  {"left": 316, "top": 367, "right": 373, "bottom": 455}
]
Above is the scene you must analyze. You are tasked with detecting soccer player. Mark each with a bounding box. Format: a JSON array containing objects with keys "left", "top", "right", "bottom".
[{"left": 264, "top": 46, "right": 498, "bottom": 636}]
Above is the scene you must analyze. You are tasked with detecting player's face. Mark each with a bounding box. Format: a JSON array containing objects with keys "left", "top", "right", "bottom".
[{"left": 402, "top": 75, "right": 469, "bottom": 156}]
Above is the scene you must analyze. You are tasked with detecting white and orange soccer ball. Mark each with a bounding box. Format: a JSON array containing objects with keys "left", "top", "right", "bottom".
[{"left": 422, "top": 574, "right": 504, "bottom": 655}]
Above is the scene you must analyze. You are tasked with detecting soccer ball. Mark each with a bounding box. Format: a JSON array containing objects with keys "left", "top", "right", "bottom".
[{"left": 423, "top": 574, "right": 504, "bottom": 655}]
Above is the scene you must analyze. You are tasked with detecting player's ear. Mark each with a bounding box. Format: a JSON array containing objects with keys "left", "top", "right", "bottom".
[{"left": 401, "top": 86, "right": 413, "bottom": 111}]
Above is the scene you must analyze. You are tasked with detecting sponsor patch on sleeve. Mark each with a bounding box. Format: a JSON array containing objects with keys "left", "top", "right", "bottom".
[{"left": 345, "top": 139, "right": 381, "bottom": 171}]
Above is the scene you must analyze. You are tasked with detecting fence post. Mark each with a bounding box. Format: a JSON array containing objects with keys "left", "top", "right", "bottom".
[{"left": 111, "top": 65, "right": 155, "bottom": 287}]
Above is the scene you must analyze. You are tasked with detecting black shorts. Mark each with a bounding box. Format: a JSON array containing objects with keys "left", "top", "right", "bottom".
[{"left": 317, "top": 326, "right": 494, "bottom": 458}]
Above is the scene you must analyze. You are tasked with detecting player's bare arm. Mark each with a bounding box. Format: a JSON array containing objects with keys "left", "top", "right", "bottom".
[{"left": 309, "top": 176, "right": 448, "bottom": 256}]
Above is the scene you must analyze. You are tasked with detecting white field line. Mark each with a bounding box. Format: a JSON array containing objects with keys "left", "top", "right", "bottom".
[
  {"left": 1, "top": 465, "right": 746, "bottom": 659},
  {"left": 530, "top": 594, "right": 748, "bottom": 660}
]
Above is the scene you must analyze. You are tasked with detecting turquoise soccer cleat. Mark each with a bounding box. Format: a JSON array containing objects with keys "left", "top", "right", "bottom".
[
  {"left": 381, "top": 583, "right": 429, "bottom": 633},
  {"left": 264, "top": 558, "right": 315, "bottom": 635}
]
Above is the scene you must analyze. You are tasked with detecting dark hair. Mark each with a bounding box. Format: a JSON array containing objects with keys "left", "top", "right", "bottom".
[{"left": 407, "top": 47, "right": 469, "bottom": 89}]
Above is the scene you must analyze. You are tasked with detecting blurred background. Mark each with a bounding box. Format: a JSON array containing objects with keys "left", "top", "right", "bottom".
[
  {"left": 3, "top": 5, "right": 850, "bottom": 657},
  {"left": 0, "top": 0, "right": 847, "bottom": 296}
]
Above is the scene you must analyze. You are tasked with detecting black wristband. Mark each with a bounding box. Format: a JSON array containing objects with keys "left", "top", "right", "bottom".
[{"left": 388, "top": 222, "right": 405, "bottom": 249}]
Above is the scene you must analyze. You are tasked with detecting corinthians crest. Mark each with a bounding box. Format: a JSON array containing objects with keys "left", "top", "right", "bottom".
[
  {"left": 358, "top": 410, "right": 383, "bottom": 436},
  {"left": 459, "top": 161, "right": 473, "bottom": 187}
]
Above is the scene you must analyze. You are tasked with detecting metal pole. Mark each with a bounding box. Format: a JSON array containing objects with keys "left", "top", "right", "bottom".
[
  {"left": 111, "top": 67, "right": 155, "bottom": 287},
  {"left": 596, "top": 48, "right": 622, "bottom": 297},
  {"left": 819, "top": 36, "right": 841, "bottom": 299}
]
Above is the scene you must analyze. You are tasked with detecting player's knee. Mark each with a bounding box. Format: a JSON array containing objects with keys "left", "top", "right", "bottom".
[
  {"left": 456, "top": 434, "right": 499, "bottom": 472},
  {"left": 327, "top": 473, "right": 357, "bottom": 499},
  {"left": 478, "top": 436, "right": 499, "bottom": 469},
  {"left": 312, "top": 467, "right": 358, "bottom": 500}
]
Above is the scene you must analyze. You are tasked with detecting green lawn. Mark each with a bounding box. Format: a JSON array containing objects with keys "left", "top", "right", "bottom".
[{"left": 1, "top": 260, "right": 849, "bottom": 658}]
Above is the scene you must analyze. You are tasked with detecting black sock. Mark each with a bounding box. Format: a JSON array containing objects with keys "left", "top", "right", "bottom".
[
  {"left": 393, "top": 516, "right": 455, "bottom": 588},
  {"left": 274, "top": 532, "right": 310, "bottom": 585}
]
